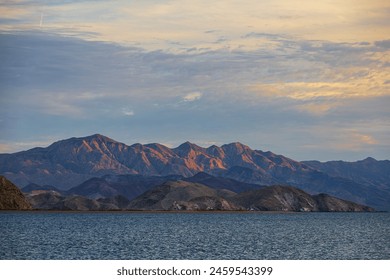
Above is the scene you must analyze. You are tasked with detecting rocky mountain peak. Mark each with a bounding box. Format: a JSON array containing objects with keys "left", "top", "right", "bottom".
[
  {"left": 222, "top": 142, "right": 251, "bottom": 154},
  {"left": 47, "top": 134, "right": 120, "bottom": 153},
  {"left": 85, "top": 133, "right": 114, "bottom": 142},
  {"left": 206, "top": 145, "right": 225, "bottom": 158},
  {"left": 173, "top": 141, "right": 205, "bottom": 157},
  {"left": 176, "top": 141, "right": 203, "bottom": 150},
  {"left": 361, "top": 157, "right": 377, "bottom": 163}
]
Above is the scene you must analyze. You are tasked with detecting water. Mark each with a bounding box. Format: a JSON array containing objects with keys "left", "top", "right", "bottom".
[{"left": 0, "top": 212, "right": 389, "bottom": 260}]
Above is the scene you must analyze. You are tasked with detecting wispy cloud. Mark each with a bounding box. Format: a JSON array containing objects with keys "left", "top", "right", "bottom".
[
  {"left": 122, "top": 109, "right": 135, "bottom": 117},
  {"left": 327, "top": 130, "right": 379, "bottom": 152},
  {"left": 1, "top": 0, "right": 389, "bottom": 51},
  {"left": 0, "top": 139, "right": 55, "bottom": 153},
  {"left": 248, "top": 71, "right": 390, "bottom": 116},
  {"left": 182, "top": 92, "right": 203, "bottom": 102}
]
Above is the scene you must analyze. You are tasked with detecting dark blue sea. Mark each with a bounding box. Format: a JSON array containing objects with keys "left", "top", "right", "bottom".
[{"left": 0, "top": 212, "right": 389, "bottom": 260}]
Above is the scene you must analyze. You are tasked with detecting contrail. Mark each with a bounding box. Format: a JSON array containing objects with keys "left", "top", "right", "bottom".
[{"left": 40, "top": 13, "right": 43, "bottom": 27}]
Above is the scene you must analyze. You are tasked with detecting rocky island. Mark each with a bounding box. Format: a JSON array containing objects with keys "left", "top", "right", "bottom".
[{"left": 1, "top": 175, "right": 374, "bottom": 212}]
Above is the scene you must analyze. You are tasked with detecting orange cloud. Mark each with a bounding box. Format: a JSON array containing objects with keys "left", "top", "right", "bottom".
[
  {"left": 248, "top": 66, "right": 390, "bottom": 115},
  {"left": 1, "top": 0, "right": 389, "bottom": 51}
]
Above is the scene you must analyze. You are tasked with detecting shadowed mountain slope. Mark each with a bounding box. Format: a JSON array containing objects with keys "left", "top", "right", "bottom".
[
  {"left": 128, "top": 182, "right": 374, "bottom": 212},
  {"left": 66, "top": 174, "right": 182, "bottom": 200},
  {"left": 127, "top": 180, "right": 242, "bottom": 211},
  {"left": 0, "top": 176, "right": 32, "bottom": 210},
  {"left": 26, "top": 190, "right": 131, "bottom": 211},
  {"left": 232, "top": 185, "right": 374, "bottom": 212},
  {"left": 303, "top": 158, "right": 390, "bottom": 189}
]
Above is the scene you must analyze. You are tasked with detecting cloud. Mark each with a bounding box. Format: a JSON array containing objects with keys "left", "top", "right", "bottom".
[
  {"left": 0, "top": 139, "right": 55, "bottom": 153},
  {"left": 329, "top": 130, "right": 379, "bottom": 152},
  {"left": 356, "top": 133, "right": 378, "bottom": 145},
  {"left": 250, "top": 77, "right": 390, "bottom": 101},
  {"left": 247, "top": 56, "right": 390, "bottom": 116},
  {"left": 1, "top": 0, "right": 389, "bottom": 52},
  {"left": 284, "top": 124, "right": 387, "bottom": 160},
  {"left": 0, "top": 5, "right": 30, "bottom": 19},
  {"left": 1, "top": 29, "right": 389, "bottom": 160},
  {"left": 375, "top": 40, "right": 390, "bottom": 49},
  {"left": 182, "top": 92, "right": 203, "bottom": 102},
  {"left": 122, "top": 109, "right": 135, "bottom": 117},
  {"left": 295, "top": 103, "right": 336, "bottom": 116}
]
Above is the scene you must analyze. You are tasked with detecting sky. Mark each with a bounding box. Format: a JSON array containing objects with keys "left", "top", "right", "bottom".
[{"left": 0, "top": 0, "right": 389, "bottom": 161}]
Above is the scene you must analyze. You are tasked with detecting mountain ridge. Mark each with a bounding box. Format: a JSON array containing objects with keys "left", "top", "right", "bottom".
[
  {"left": 303, "top": 158, "right": 390, "bottom": 190},
  {"left": 1, "top": 134, "right": 389, "bottom": 210},
  {"left": 0, "top": 134, "right": 308, "bottom": 187}
]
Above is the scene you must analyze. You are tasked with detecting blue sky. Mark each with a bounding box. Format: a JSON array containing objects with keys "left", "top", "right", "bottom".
[{"left": 0, "top": 0, "right": 389, "bottom": 161}]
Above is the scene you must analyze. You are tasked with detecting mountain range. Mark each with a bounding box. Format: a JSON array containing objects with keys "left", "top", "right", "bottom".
[{"left": 0, "top": 134, "right": 389, "bottom": 210}]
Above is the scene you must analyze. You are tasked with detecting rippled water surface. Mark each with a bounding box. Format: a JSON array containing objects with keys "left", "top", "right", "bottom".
[{"left": 0, "top": 212, "right": 389, "bottom": 259}]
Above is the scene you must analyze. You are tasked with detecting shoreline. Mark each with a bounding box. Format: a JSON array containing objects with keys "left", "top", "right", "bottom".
[{"left": 0, "top": 209, "right": 384, "bottom": 214}]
